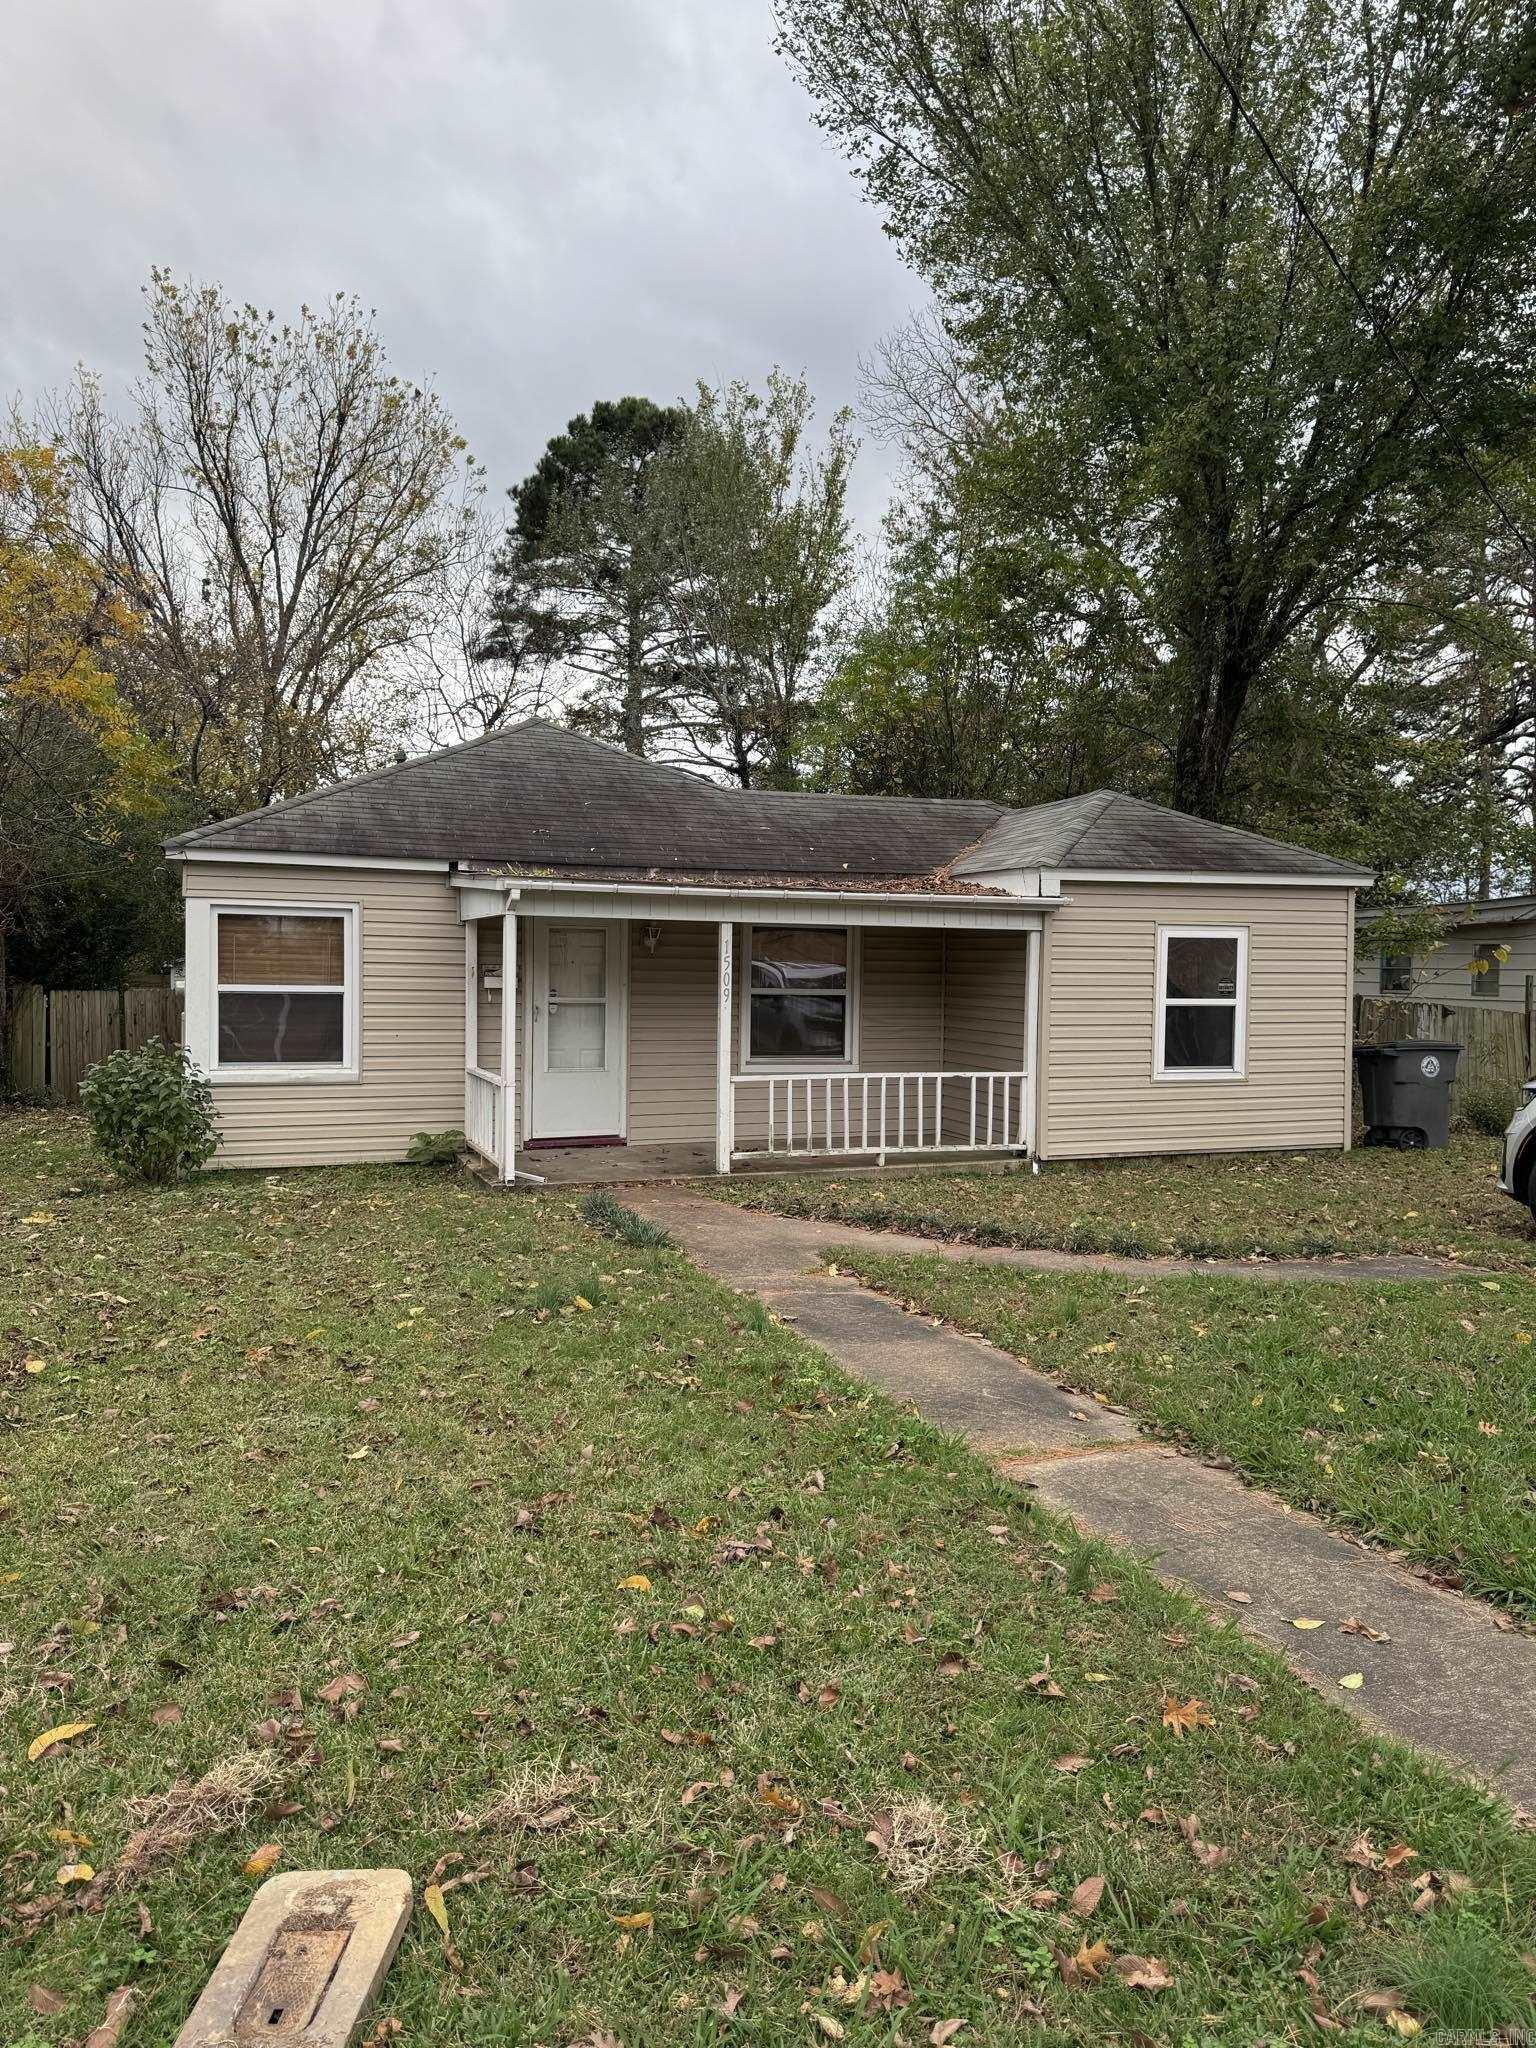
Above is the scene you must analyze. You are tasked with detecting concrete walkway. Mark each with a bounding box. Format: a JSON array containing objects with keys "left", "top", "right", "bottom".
[{"left": 623, "top": 1186, "right": 1536, "bottom": 1813}]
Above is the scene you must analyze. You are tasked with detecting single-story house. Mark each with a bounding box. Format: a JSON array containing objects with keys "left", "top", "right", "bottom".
[
  {"left": 164, "top": 721, "right": 1371, "bottom": 1180},
  {"left": 1356, "top": 896, "right": 1536, "bottom": 1014}
]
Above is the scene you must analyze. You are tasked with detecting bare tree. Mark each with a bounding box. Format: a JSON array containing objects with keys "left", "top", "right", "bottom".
[{"left": 53, "top": 271, "right": 478, "bottom": 814}]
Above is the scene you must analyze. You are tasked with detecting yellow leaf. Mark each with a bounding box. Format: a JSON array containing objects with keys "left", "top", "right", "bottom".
[
  {"left": 28, "top": 1720, "right": 94, "bottom": 1763},
  {"left": 346, "top": 1445, "right": 371, "bottom": 1460},
  {"left": 243, "top": 1843, "right": 282, "bottom": 1878},
  {"left": 55, "top": 1862, "right": 94, "bottom": 1885},
  {"left": 23, "top": 1357, "right": 47, "bottom": 1374},
  {"left": 1074, "top": 1937, "right": 1113, "bottom": 1979},
  {"left": 422, "top": 1882, "right": 450, "bottom": 1936},
  {"left": 617, "top": 1574, "right": 651, "bottom": 1592},
  {"left": 1160, "top": 1696, "right": 1214, "bottom": 1738},
  {"left": 1339, "top": 1672, "right": 1365, "bottom": 1690},
  {"left": 1385, "top": 2013, "right": 1422, "bottom": 2037},
  {"left": 1290, "top": 1617, "right": 1324, "bottom": 1631},
  {"left": 572, "top": 1295, "right": 594, "bottom": 1312},
  {"left": 49, "top": 1827, "right": 92, "bottom": 1847},
  {"left": 611, "top": 1909, "right": 654, "bottom": 1930},
  {"left": 21, "top": 1212, "right": 55, "bottom": 1224}
]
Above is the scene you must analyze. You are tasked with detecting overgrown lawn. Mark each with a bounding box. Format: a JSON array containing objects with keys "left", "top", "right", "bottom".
[
  {"left": 720, "top": 1138, "right": 1536, "bottom": 1269},
  {"left": 3, "top": 1111, "right": 1534, "bottom": 2045}
]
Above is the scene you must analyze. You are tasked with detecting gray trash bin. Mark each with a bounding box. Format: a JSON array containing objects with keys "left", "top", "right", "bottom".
[{"left": 1354, "top": 1039, "right": 1462, "bottom": 1148}]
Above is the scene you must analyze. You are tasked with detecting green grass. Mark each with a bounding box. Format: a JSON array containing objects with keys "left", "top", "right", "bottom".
[
  {"left": 721, "top": 1136, "right": 1536, "bottom": 1269},
  {"left": 3, "top": 1110, "right": 1535, "bottom": 2045},
  {"left": 823, "top": 1250, "right": 1536, "bottom": 1619}
]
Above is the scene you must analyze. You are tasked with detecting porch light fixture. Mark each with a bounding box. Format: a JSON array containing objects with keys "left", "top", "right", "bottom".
[{"left": 642, "top": 924, "right": 662, "bottom": 954}]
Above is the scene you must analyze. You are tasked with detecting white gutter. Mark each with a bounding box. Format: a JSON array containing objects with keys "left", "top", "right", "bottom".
[
  {"left": 169, "top": 849, "right": 452, "bottom": 873},
  {"left": 447, "top": 872, "right": 1058, "bottom": 911}
]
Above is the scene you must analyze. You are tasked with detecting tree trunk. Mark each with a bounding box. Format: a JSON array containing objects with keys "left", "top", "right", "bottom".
[
  {"left": 1169, "top": 637, "right": 1254, "bottom": 819},
  {"left": 623, "top": 599, "right": 646, "bottom": 756}
]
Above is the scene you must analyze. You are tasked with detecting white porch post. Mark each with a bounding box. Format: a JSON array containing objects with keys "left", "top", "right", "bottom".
[
  {"left": 500, "top": 906, "right": 517, "bottom": 1183},
  {"left": 715, "top": 920, "right": 734, "bottom": 1175}
]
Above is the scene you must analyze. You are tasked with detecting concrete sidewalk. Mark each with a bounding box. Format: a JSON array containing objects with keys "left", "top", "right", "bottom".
[{"left": 623, "top": 1185, "right": 1536, "bottom": 1814}]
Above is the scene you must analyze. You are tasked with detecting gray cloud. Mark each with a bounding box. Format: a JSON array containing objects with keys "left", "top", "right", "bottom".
[{"left": 1, "top": 0, "right": 916, "bottom": 528}]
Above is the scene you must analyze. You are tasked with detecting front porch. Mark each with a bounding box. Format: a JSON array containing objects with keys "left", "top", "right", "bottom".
[{"left": 454, "top": 875, "right": 1046, "bottom": 1185}]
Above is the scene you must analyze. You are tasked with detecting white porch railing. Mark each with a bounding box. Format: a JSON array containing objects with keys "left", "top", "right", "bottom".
[
  {"left": 465, "top": 1066, "right": 502, "bottom": 1166},
  {"left": 730, "top": 1069, "right": 1028, "bottom": 1163}
]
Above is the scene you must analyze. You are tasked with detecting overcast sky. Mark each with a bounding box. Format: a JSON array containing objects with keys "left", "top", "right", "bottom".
[{"left": 1, "top": 0, "right": 918, "bottom": 531}]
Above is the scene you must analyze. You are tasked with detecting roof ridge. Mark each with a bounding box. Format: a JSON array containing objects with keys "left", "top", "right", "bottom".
[{"left": 1050, "top": 788, "right": 1122, "bottom": 866}]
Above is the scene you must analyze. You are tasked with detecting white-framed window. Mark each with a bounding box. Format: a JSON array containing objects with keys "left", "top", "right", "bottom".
[
  {"left": 200, "top": 903, "right": 359, "bottom": 1081},
  {"left": 1379, "top": 952, "right": 1413, "bottom": 993},
  {"left": 1471, "top": 943, "right": 1503, "bottom": 999},
  {"left": 1154, "top": 926, "right": 1247, "bottom": 1080},
  {"left": 741, "top": 925, "right": 857, "bottom": 1068}
]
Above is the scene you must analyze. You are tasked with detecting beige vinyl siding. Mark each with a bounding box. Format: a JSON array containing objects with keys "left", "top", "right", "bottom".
[
  {"left": 1038, "top": 882, "right": 1353, "bottom": 1159},
  {"left": 627, "top": 921, "right": 718, "bottom": 1144},
  {"left": 730, "top": 926, "right": 946, "bottom": 1151},
  {"left": 185, "top": 863, "right": 464, "bottom": 1167},
  {"left": 473, "top": 918, "right": 502, "bottom": 1077},
  {"left": 940, "top": 933, "right": 1029, "bottom": 1142}
]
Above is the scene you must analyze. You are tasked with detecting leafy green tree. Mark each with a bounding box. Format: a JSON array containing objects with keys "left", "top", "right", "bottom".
[
  {"left": 778, "top": 0, "right": 1536, "bottom": 821},
  {"left": 653, "top": 371, "right": 857, "bottom": 786},
  {"left": 484, "top": 397, "right": 690, "bottom": 757}
]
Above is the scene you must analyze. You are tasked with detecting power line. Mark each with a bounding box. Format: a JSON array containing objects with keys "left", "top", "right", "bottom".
[{"left": 1167, "top": 0, "right": 1536, "bottom": 565}]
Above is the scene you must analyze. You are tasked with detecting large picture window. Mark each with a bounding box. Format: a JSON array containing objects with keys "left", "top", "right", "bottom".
[
  {"left": 747, "top": 926, "right": 851, "bottom": 1063},
  {"left": 1154, "top": 926, "right": 1246, "bottom": 1079},
  {"left": 214, "top": 908, "right": 354, "bottom": 1073}
]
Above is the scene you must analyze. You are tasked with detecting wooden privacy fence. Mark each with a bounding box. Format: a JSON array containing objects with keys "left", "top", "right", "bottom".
[
  {"left": 6, "top": 985, "right": 185, "bottom": 1105},
  {"left": 1354, "top": 994, "right": 1532, "bottom": 1103}
]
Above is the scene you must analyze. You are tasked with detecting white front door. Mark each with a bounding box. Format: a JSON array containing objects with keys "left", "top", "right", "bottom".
[{"left": 528, "top": 921, "right": 627, "bottom": 1141}]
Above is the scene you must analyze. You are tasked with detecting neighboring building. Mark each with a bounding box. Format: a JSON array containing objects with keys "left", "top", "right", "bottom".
[
  {"left": 1355, "top": 898, "right": 1536, "bottom": 1014},
  {"left": 163, "top": 721, "right": 1370, "bottom": 1179}
]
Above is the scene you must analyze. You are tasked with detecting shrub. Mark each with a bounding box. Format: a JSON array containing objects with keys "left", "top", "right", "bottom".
[
  {"left": 80, "top": 1038, "right": 217, "bottom": 1184},
  {"left": 1458, "top": 1081, "right": 1518, "bottom": 1137},
  {"left": 407, "top": 1128, "right": 465, "bottom": 1166}
]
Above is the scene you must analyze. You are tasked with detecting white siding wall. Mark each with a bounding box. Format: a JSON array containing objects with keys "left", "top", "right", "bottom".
[{"left": 1038, "top": 882, "right": 1353, "bottom": 1159}]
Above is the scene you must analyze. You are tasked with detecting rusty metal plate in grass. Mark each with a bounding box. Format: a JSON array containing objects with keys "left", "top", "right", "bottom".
[{"left": 173, "top": 1869, "right": 411, "bottom": 2047}]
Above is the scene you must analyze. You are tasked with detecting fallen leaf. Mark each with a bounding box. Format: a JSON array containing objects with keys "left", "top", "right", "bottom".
[
  {"left": 422, "top": 1882, "right": 450, "bottom": 1935},
  {"left": 27, "top": 1984, "right": 67, "bottom": 2016},
  {"left": 1069, "top": 1874, "right": 1106, "bottom": 1917},
  {"left": 1339, "top": 1672, "right": 1365, "bottom": 1690},
  {"left": 1053, "top": 1754, "right": 1092, "bottom": 1775},
  {"left": 81, "top": 1987, "right": 136, "bottom": 2048},
  {"left": 617, "top": 1574, "right": 652, "bottom": 1592},
  {"left": 611, "top": 1909, "right": 654, "bottom": 1930},
  {"left": 1073, "top": 1937, "right": 1112, "bottom": 1979},
  {"left": 930, "top": 2023, "right": 967, "bottom": 2045},
  {"left": 243, "top": 1843, "right": 282, "bottom": 1878},
  {"left": 813, "top": 2018, "right": 845, "bottom": 2041},
  {"left": 1161, "top": 1696, "right": 1215, "bottom": 1738},
  {"left": 28, "top": 1719, "right": 94, "bottom": 1762},
  {"left": 151, "top": 1704, "right": 182, "bottom": 1727},
  {"left": 1114, "top": 1954, "right": 1174, "bottom": 1991},
  {"left": 1224, "top": 1589, "right": 1252, "bottom": 1604},
  {"left": 1290, "top": 1617, "right": 1325, "bottom": 1631},
  {"left": 55, "top": 1862, "right": 94, "bottom": 1885}
]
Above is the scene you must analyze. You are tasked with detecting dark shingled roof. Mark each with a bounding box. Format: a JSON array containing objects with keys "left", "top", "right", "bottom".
[
  {"left": 951, "top": 790, "right": 1370, "bottom": 880},
  {"left": 166, "top": 722, "right": 1370, "bottom": 884}
]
